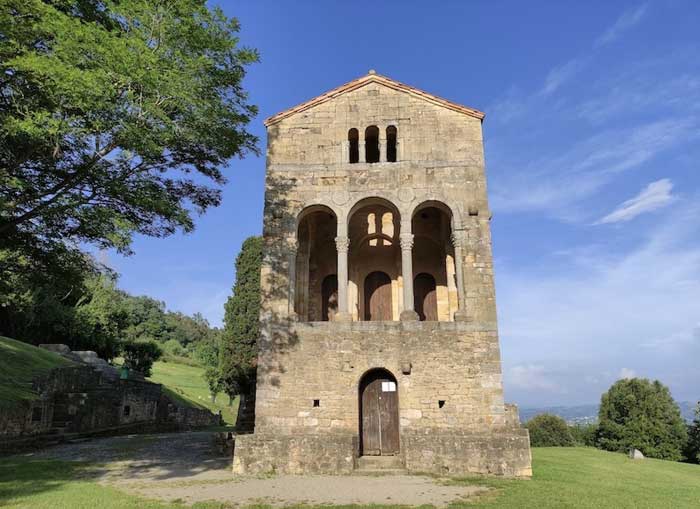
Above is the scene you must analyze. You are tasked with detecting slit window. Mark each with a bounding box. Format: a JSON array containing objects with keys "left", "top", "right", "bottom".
[
  {"left": 386, "top": 126, "right": 397, "bottom": 162},
  {"left": 365, "top": 126, "right": 379, "bottom": 163},
  {"left": 348, "top": 128, "right": 359, "bottom": 163},
  {"left": 438, "top": 400, "right": 446, "bottom": 409}
]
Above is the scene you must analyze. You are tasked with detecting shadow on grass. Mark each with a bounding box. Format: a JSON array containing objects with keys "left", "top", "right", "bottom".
[{"left": 0, "top": 458, "right": 105, "bottom": 504}]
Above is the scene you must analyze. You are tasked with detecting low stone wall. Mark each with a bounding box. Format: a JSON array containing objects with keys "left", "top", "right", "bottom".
[
  {"left": 232, "top": 434, "right": 357, "bottom": 474},
  {"left": 402, "top": 429, "right": 532, "bottom": 477},
  {"left": 158, "top": 396, "right": 221, "bottom": 429}
]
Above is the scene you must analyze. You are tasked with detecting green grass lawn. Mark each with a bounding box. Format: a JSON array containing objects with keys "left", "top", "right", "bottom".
[
  {"left": 147, "top": 360, "right": 238, "bottom": 425},
  {"left": 0, "top": 336, "right": 72, "bottom": 408},
  {"left": 1, "top": 448, "right": 699, "bottom": 508}
]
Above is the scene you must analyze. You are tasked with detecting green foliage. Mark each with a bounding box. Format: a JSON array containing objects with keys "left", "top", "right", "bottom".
[
  {"left": 0, "top": 336, "right": 72, "bottom": 407},
  {"left": 569, "top": 423, "right": 599, "bottom": 447},
  {"left": 204, "top": 367, "right": 223, "bottom": 402},
  {"left": 526, "top": 414, "right": 575, "bottom": 447},
  {"left": 685, "top": 402, "right": 700, "bottom": 464},
  {"left": 161, "top": 339, "right": 185, "bottom": 358},
  {"left": 219, "top": 236, "right": 262, "bottom": 397},
  {"left": 1, "top": 0, "right": 258, "bottom": 258},
  {"left": 597, "top": 378, "right": 688, "bottom": 461},
  {"left": 121, "top": 340, "right": 163, "bottom": 377}
]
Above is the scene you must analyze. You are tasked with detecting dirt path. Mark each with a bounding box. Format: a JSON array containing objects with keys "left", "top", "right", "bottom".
[{"left": 28, "top": 431, "right": 486, "bottom": 507}]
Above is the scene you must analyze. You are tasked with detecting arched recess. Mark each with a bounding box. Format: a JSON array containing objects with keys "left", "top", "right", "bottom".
[
  {"left": 365, "top": 126, "right": 379, "bottom": 163},
  {"left": 348, "top": 128, "right": 359, "bottom": 164},
  {"left": 386, "top": 125, "right": 397, "bottom": 162},
  {"left": 414, "top": 273, "right": 437, "bottom": 321},
  {"left": 347, "top": 197, "right": 402, "bottom": 321},
  {"left": 295, "top": 205, "right": 337, "bottom": 321},
  {"left": 364, "top": 271, "right": 392, "bottom": 321},
  {"left": 358, "top": 368, "right": 399, "bottom": 456},
  {"left": 411, "top": 201, "right": 457, "bottom": 321}
]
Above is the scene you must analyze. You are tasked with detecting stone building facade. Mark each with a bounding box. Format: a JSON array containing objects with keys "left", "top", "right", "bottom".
[{"left": 232, "top": 72, "right": 532, "bottom": 477}]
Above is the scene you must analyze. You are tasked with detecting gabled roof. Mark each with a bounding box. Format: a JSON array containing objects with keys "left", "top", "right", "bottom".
[{"left": 264, "top": 71, "right": 485, "bottom": 127}]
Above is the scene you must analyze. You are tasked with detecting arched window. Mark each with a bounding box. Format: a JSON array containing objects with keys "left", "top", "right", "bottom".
[
  {"left": 365, "top": 126, "right": 379, "bottom": 163},
  {"left": 414, "top": 273, "right": 437, "bottom": 321},
  {"left": 348, "top": 128, "right": 359, "bottom": 164},
  {"left": 386, "top": 126, "right": 397, "bottom": 162}
]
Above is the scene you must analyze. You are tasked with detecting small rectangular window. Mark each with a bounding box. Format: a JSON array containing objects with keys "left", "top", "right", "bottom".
[
  {"left": 438, "top": 400, "right": 446, "bottom": 409},
  {"left": 313, "top": 399, "right": 320, "bottom": 407},
  {"left": 123, "top": 405, "right": 131, "bottom": 417}
]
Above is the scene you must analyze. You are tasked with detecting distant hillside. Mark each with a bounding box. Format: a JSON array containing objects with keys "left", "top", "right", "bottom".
[{"left": 522, "top": 401, "right": 697, "bottom": 425}]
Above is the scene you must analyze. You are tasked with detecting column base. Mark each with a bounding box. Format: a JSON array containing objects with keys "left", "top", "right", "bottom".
[
  {"left": 454, "top": 309, "right": 471, "bottom": 322},
  {"left": 400, "top": 310, "right": 419, "bottom": 321},
  {"left": 334, "top": 312, "right": 353, "bottom": 323}
]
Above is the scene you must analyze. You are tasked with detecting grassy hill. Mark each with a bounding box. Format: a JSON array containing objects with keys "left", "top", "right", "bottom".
[
  {"left": 0, "top": 337, "right": 72, "bottom": 408},
  {"left": 147, "top": 360, "right": 238, "bottom": 425}
]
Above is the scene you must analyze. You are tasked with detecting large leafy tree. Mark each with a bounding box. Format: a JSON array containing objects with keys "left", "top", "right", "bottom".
[
  {"left": 597, "top": 378, "right": 688, "bottom": 461},
  {"left": 220, "top": 236, "right": 262, "bottom": 400},
  {"left": 1, "top": 0, "right": 258, "bottom": 258},
  {"left": 685, "top": 402, "right": 700, "bottom": 463}
]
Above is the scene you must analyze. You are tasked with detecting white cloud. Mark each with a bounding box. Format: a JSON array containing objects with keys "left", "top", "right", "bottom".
[
  {"left": 618, "top": 368, "right": 637, "bottom": 379},
  {"left": 498, "top": 199, "right": 700, "bottom": 405},
  {"left": 596, "top": 179, "right": 675, "bottom": 224},
  {"left": 508, "top": 365, "right": 564, "bottom": 392},
  {"left": 490, "top": 119, "right": 693, "bottom": 217},
  {"left": 595, "top": 3, "right": 649, "bottom": 48}
]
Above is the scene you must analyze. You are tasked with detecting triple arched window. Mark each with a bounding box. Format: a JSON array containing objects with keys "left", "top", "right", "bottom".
[{"left": 348, "top": 126, "right": 398, "bottom": 164}]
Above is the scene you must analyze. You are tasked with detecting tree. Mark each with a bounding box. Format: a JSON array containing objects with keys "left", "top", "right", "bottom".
[
  {"left": 122, "top": 340, "right": 163, "bottom": 377},
  {"left": 526, "top": 414, "right": 575, "bottom": 447},
  {"left": 1, "top": 0, "right": 258, "bottom": 275},
  {"left": 204, "top": 366, "right": 223, "bottom": 403},
  {"left": 569, "top": 423, "right": 598, "bottom": 447},
  {"left": 597, "top": 378, "right": 688, "bottom": 461},
  {"left": 685, "top": 402, "right": 700, "bottom": 463},
  {"left": 220, "top": 236, "right": 262, "bottom": 402}
]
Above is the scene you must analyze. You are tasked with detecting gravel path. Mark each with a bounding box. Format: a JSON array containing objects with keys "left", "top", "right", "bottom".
[{"left": 27, "top": 431, "right": 487, "bottom": 506}]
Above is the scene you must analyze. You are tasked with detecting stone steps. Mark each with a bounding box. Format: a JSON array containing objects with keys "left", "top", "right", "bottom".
[{"left": 355, "top": 455, "right": 407, "bottom": 475}]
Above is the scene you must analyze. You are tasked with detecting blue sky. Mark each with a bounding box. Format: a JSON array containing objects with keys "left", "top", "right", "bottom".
[{"left": 109, "top": 1, "right": 700, "bottom": 407}]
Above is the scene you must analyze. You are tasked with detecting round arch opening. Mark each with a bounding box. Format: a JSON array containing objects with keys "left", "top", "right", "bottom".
[{"left": 358, "top": 368, "right": 399, "bottom": 456}]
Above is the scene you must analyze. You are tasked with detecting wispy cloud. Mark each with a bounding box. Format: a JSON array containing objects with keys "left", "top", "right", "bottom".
[
  {"left": 597, "top": 179, "right": 675, "bottom": 224},
  {"left": 490, "top": 119, "right": 693, "bottom": 217},
  {"left": 499, "top": 199, "right": 700, "bottom": 405},
  {"left": 508, "top": 365, "right": 566, "bottom": 393},
  {"left": 595, "top": 3, "right": 649, "bottom": 48},
  {"left": 541, "top": 58, "right": 588, "bottom": 96}
]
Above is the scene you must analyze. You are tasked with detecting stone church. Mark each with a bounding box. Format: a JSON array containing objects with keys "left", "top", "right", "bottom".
[{"left": 232, "top": 72, "right": 532, "bottom": 477}]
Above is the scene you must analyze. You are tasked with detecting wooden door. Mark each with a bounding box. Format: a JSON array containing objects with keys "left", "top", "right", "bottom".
[
  {"left": 364, "top": 271, "right": 392, "bottom": 321},
  {"left": 321, "top": 274, "right": 338, "bottom": 321},
  {"left": 414, "top": 273, "right": 437, "bottom": 321},
  {"left": 360, "top": 371, "right": 399, "bottom": 455}
]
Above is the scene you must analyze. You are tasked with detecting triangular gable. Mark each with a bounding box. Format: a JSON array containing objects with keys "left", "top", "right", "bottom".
[{"left": 264, "top": 71, "right": 485, "bottom": 126}]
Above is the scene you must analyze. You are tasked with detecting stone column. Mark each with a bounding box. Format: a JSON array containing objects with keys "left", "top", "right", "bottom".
[
  {"left": 359, "top": 141, "right": 366, "bottom": 163},
  {"left": 287, "top": 238, "right": 298, "bottom": 320},
  {"left": 335, "top": 236, "right": 352, "bottom": 322},
  {"left": 399, "top": 233, "right": 419, "bottom": 321},
  {"left": 452, "top": 231, "right": 469, "bottom": 322}
]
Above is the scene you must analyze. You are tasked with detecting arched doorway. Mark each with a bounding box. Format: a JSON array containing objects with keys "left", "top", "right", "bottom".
[
  {"left": 414, "top": 273, "right": 437, "bottom": 321},
  {"left": 321, "top": 274, "right": 338, "bottom": 321},
  {"left": 364, "top": 271, "right": 392, "bottom": 321},
  {"left": 359, "top": 369, "right": 399, "bottom": 456}
]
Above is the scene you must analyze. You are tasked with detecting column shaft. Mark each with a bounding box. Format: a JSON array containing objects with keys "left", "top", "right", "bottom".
[
  {"left": 400, "top": 233, "right": 418, "bottom": 321},
  {"left": 335, "top": 236, "right": 351, "bottom": 321}
]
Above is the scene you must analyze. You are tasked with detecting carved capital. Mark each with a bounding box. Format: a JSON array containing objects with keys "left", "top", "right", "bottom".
[
  {"left": 334, "top": 236, "right": 350, "bottom": 253},
  {"left": 399, "top": 233, "right": 414, "bottom": 251}
]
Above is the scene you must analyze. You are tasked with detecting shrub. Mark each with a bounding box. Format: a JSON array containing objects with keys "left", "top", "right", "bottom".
[
  {"left": 526, "top": 414, "right": 575, "bottom": 446},
  {"left": 121, "top": 340, "right": 163, "bottom": 377},
  {"left": 597, "top": 378, "right": 687, "bottom": 461},
  {"left": 570, "top": 423, "right": 598, "bottom": 447},
  {"left": 162, "top": 339, "right": 185, "bottom": 357}
]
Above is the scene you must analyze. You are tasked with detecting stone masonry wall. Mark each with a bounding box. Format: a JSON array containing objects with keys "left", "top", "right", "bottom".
[{"left": 255, "top": 321, "right": 507, "bottom": 435}]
